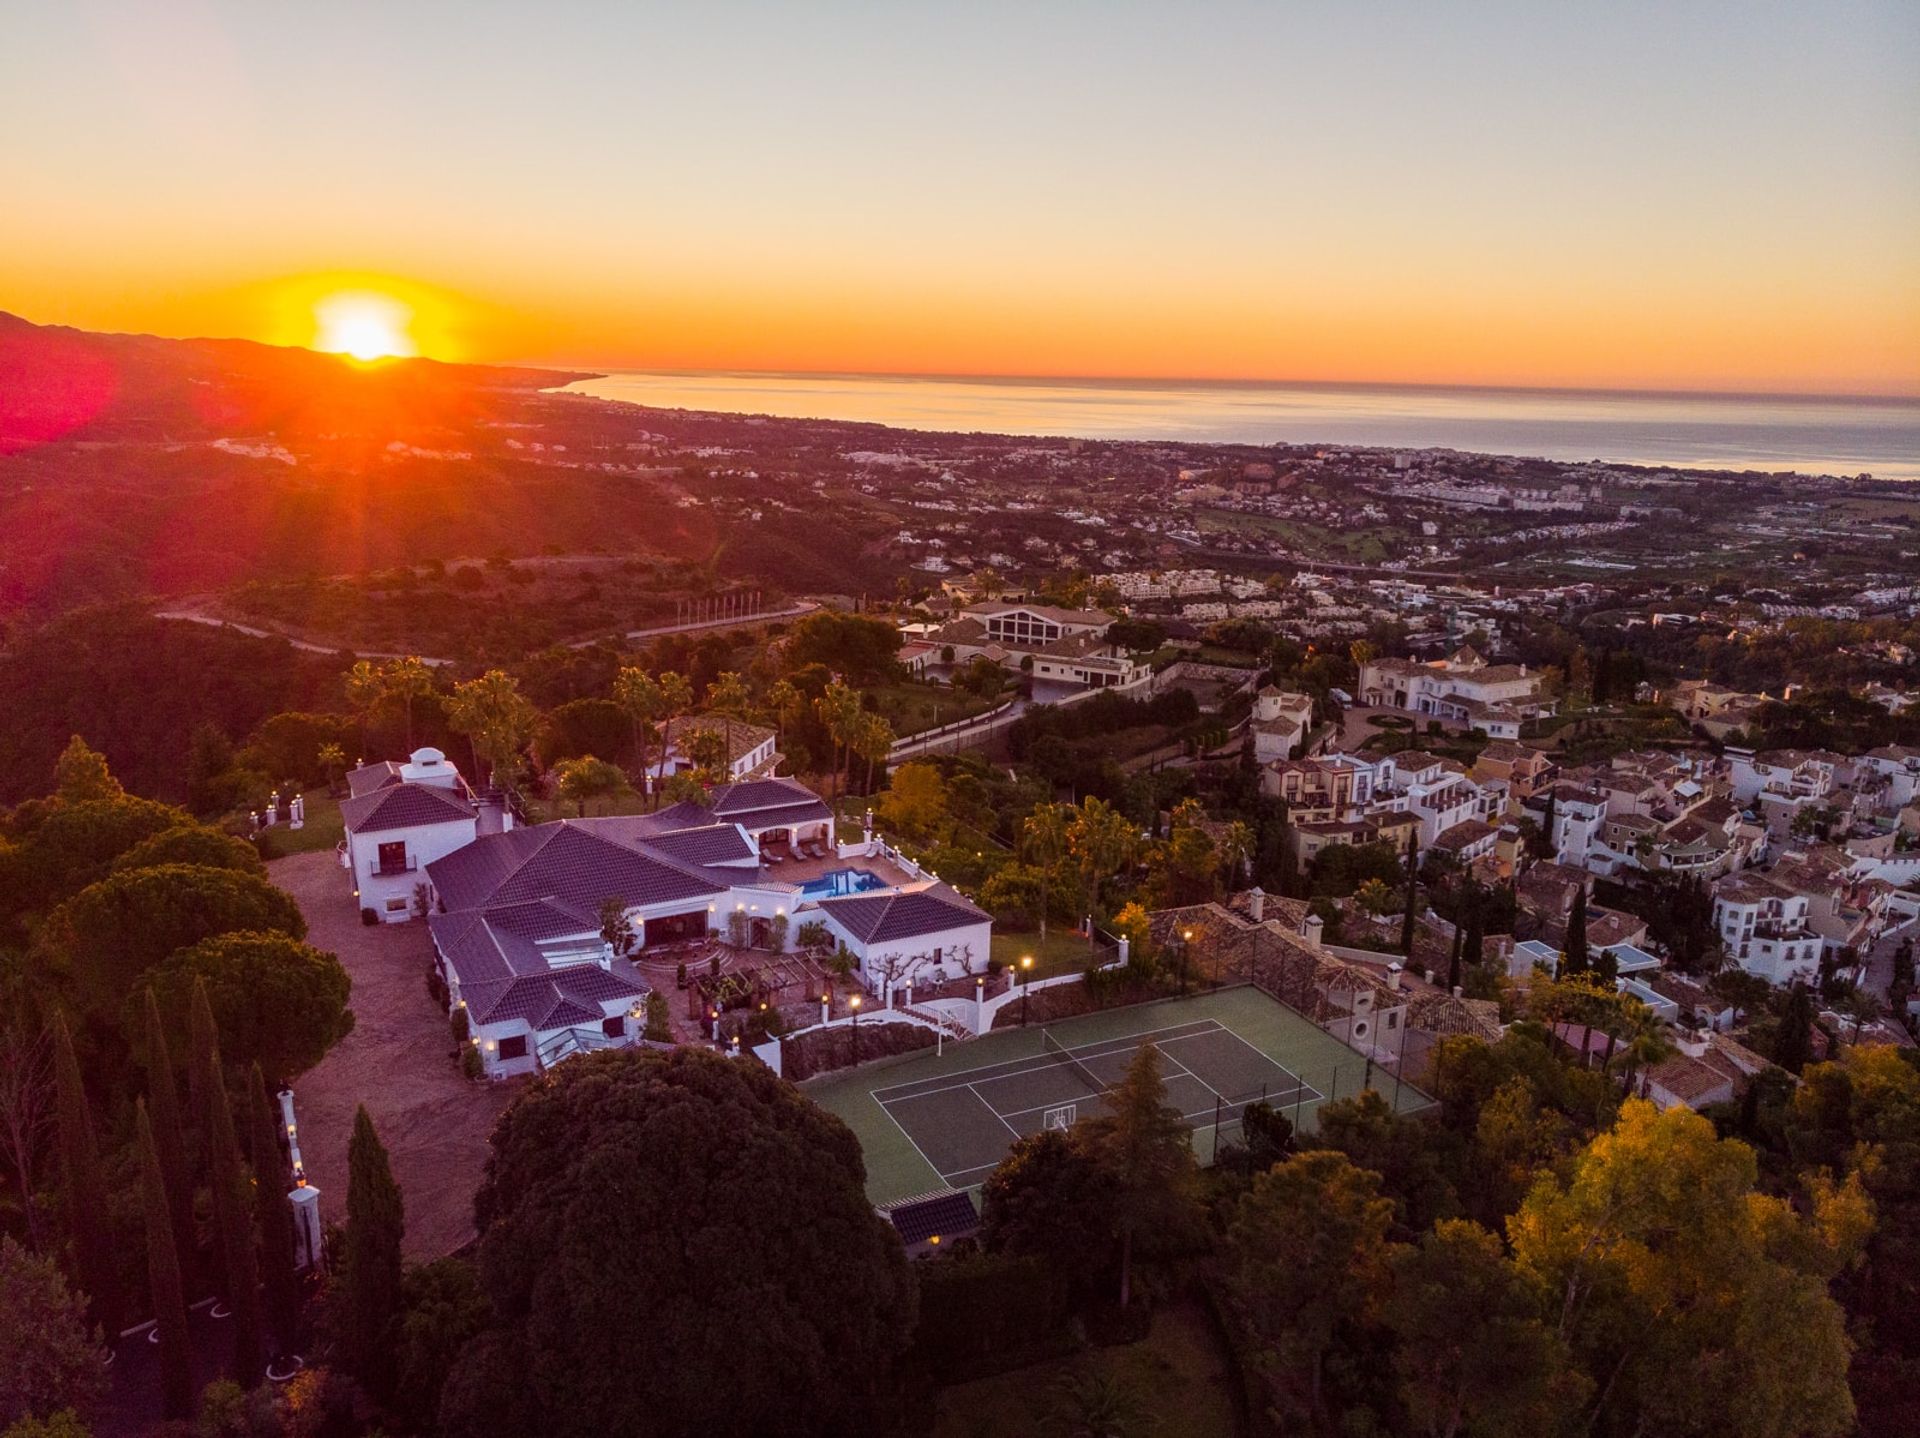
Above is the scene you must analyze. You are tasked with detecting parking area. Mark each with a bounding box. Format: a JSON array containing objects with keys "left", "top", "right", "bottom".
[{"left": 270, "top": 850, "right": 519, "bottom": 1260}]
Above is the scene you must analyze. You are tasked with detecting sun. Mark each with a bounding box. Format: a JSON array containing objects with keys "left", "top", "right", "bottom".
[{"left": 313, "top": 290, "right": 417, "bottom": 362}]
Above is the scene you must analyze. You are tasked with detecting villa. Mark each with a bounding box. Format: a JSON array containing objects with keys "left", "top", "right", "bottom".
[
  {"left": 1357, "top": 645, "right": 1552, "bottom": 736},
  {"left": 339, "top": 748, "right": 504, "bottom": 923},
  {"left": 393, "top": 771, "right": 993, "bottom": 1077}
]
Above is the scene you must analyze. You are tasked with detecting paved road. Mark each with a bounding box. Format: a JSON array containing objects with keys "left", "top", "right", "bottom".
[{"left": 154, "top": 608, "right": 459, "bottom": 665}]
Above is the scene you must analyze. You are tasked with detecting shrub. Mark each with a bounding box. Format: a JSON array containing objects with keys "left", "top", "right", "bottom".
[
  {"left": 361, "top": 907, "right": 379, "bottom": 926},
  {"left": 643, "top": 993, "right": 671, "bottom": 1043},
  {"left": 450, "top": 1009, "right": 470, "bottom": 1046},
  {"left": 460, "top": 1046, "right": 484, "bottom": 1081}
]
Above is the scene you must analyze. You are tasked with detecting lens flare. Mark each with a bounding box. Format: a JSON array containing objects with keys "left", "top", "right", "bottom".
[{"left": 313, "top": 291, "right": 416, "bottom": 361}]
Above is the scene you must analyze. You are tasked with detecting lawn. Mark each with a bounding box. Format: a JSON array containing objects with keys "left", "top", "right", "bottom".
[
  {"left": 252, "top": 789, "right": 345, "bottom": 857},
  {"left": 868, "top": 680, "right": 1001, "bottom": 738},
  {"left": 993, "top": 928, "right": 1103, "bottom": 979},
  {"left": 930, "top": 1302, "right": 1238, "bottom": 1438}
]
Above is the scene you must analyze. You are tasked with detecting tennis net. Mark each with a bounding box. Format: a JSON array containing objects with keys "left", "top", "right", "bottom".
[{"left": 1041, "top": 1029, "right": 1108, "bottom": 1097}]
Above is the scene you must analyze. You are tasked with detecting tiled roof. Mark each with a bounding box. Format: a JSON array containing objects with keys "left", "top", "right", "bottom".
[
  {"left": 429, "top": 819, "right": 733, "bottom": 915},
  {"left": 708, "top": 777, "right": 827, "bottom": 817},
  {"left": 346, "top": 761, "right": 403, "bottom": 797},
  {"left": 341, "top": 782, "right": 476, "bottom": 835},
  {"left": 663, "top": 714, "right": 777, "bottom": 762},
  {"left": 815, "top": 885, "right": 988, "bottom": 943}
]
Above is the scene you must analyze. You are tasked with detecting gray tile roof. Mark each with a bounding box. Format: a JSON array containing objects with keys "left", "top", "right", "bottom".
[
  {"left": 341, "top": 782, "right": 476, "bottom": 835},
  {"left": 708, "top": 777, "right": 827, "bottom": 818},
  {"left": 427, "top": 818, "right": 735, "bottom": 914},
  {"left": 815, "top": 885, "right": 989, "bottom": 943},
  {"left": 346, "top": 761, "right": 404, "bottom": 797}
]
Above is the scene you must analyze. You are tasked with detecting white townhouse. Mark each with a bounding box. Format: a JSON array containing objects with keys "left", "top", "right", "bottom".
[
  {"left": 339, "top": 748, "right": 491, "bottom": 922},
  {"left": 1250, "top": 686, "right": 1316, "bottom": 763},
  {"left": 1357, "top": 646, "right": 1551, "bottom": 736},
  {"left": 1711, "top": 873, "right": 1823, "bottom": 986}
]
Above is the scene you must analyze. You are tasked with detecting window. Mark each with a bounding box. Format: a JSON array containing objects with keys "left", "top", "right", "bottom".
[
  {"left": 601, "top": 1015, "right": 624, "bottom": 1038},
  {"left": 376, "top": 840, "right": 409, "bottom": 875},
  {"left": 497, "top": 1035, "right": 528, "bottom": 1061},
  {"left": 384, "top": 897, "right": 407, "bottom": 913}
]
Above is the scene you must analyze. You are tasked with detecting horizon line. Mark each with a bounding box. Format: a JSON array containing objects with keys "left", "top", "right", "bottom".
[{"left": 555, "top": 364, "right": 1920, "bottom": 408}]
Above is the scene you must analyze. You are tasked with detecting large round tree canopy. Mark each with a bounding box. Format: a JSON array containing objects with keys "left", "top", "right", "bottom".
[
  {"left": 41, "top": 863, "right": 306, "bottom": 1014},
  {"left": 441, "top": 1048, "right": 916, "bottom": 1438},
  {"left": 139, "top": 931, "right": 353, "bottom": 1083}
]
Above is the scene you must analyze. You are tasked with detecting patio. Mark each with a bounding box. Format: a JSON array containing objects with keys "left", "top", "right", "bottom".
[{"left": 755, "top": 844, "right": 923, "bottom": 892}]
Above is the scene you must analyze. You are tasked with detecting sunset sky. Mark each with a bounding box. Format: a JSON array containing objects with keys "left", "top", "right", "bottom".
[{"left": 3, "top": 0, "right": 1917, "bottom": 394}]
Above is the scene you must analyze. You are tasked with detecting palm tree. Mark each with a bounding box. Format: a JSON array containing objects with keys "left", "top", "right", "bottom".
[
  {"left": 446, "top": 669, "right": 537, "bottom": 790},
  {"left": 1068, "top": 797, "right": 1137, "bottom": 944},
  {"left": 1606, "top": 1005, "right": 1676, "bottom": 1095},
  {"left": 1023, "top": 802, "right": 1071, "bottom": 947},
  {"left": 1219, "top": 820, "right": 1253, "bottom": 886},
  {"left": 343, "top": 660, "right": 385, "bottom": 754},
  {"left": 553, "top": 756, "right": 632, "bottom": 817},
  {"left": 612, "top": 667, "right": 664, "bottom": 788},
  {"left": 854, "top": 711, "right": 895, "bottom": 797},
  {"left": 814, "top": 682, "right": 864, "bottom": 808},
  {"left": 317, "top": 742, "right": 346, "bottom": 795},
  {"left": 705, "top": 671, "right": 752, "bottom": 718},
  {"left": 381, "top": 656, "right": 435, "bottom": 749},
  {"left": 653, "top": 671, "right": 695, "bottom": 806}
]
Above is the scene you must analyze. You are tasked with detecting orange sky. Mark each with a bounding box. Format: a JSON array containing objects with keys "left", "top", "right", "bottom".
[{"left": 3, "top": 2, "right": 1916, "bottom": 395}]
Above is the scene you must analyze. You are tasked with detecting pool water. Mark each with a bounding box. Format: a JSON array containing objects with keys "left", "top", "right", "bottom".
[{"left": 799, "top": 868, "right": 890, "bottom": 898}]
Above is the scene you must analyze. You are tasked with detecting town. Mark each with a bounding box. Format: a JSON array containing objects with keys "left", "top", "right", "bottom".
[{"left": 4, "top": 320, "right": 1919, "bottom": 1438}]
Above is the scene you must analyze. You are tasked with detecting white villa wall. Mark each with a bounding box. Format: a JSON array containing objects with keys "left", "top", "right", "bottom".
[{"left": 348, "top": 817, "right": 476, "bottom": 922}]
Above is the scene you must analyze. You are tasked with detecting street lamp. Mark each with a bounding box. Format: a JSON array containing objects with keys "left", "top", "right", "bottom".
[
  {"left": 1020, "top": 954, "right": 1035, "bottom": 1025},
  {"left": 1180, "top": 928, "right": 1194, "bottom": 996},
  {"left": 850, "top": 993, "right": 862, "bottom": 1063}
]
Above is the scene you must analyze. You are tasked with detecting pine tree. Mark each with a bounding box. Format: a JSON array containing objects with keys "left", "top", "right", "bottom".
[
  {"left": 248, "top": 1062, "right": 303, "bottom": 1352},
  {"left": 208, "top": 1061, "right": 265, "bottom": 1385},
  {"left": 1400, "top": 829, "right": 1420, "bottom": 958},
  {"left": 51, "top": 1012, "right": 120, "bottom": 1333},
  {"left": 1079, "top": 1043, "right": 1198, "bottom": 1309},
  {"left": 1564, "top": 882, "right": 1590, "bottom": 976},
  {"left": 142, "top": 990, "right": 197, "bottom": 1288},
  {"left": 340, "top": 1105, "right": 406, "bottom": 1392},
  {"left": 137, "top": 1099, "right": 195, "bottom": 1421}
]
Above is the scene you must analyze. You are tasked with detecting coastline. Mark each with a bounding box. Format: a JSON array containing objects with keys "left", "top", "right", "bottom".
[{"left": 553, "top": 370, "right": 1920, "bottom": 482}]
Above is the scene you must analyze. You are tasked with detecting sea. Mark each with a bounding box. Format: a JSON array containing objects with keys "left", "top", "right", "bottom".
[{"left": 561, "top": 371, "right": 1920, "bottom": 482}]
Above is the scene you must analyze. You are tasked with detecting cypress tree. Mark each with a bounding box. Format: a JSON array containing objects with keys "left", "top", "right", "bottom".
[
  {"left": 1446, "top": 918, "right": 1463, "bottom": 993},
  {"left": 248, "top": 1062, "right": 303, "bottom": 1353},
  {"left": 340, "top": 1105, "right": 406, "bottom": 1393},
  {"left": 195, "top": 984, "right": 265, "bottom": 1386},
  {"left": 137, "top": 1098, "right": 195, "bottom": 1422},
  {"left": 51, "top": 1012, "right": 120, "bottom": 1333},
  {"left": 187, "top": 981, "right": 221, "bottom": 1161},
  {"left": 1400, "top": 829, "right": 1420, "bottom": 958},
  {"left": 142, "top": 990, "right": 197, "bottom": 1287},
  {"left": 1564, "top": 882, "right": 1590, "bottom": 976},
  {"left": 1463, "top": 888, "right": 1485, "bottom": 967},
  {"left": 1776, "top": 984, "right": 1815, "bottom": 1074}
]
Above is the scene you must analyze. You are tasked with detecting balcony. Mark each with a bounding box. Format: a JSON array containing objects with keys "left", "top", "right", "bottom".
[{"left": 375, "top": 857, "right": 418, "bottom": 877}]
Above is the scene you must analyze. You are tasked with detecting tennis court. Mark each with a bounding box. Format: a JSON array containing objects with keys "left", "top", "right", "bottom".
[
  {"left": 806, "top": 985, "right": 1430, "bottom": 1203},
  {"left": 873, "top": 1018, "right": 1317, "bottom": 1190}
]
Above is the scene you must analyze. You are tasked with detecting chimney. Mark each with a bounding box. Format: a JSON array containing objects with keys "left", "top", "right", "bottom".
[
  {"left": 1246, "top": 886, "right": 1265, "bottom": 923},
  {"left": 1303, "top": 913, "right": 1324, "bottom": 949},
  {"left": 1452, "top": 985, "right": 1463, "bottom": 998},
  {"left": 1386, "top": 961, "right": 1403, "bottom": 990}
]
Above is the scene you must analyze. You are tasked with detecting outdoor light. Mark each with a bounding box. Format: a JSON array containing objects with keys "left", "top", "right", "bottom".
[
  {"left": 929, "top": 1234, "right": 941, "bottom": 1246},
  {"left": 850, "top": 995, "right": 862, "bottom": 1009},
  {"left": 1021, "top": 955, "right": 1033, "bottom": 971}
]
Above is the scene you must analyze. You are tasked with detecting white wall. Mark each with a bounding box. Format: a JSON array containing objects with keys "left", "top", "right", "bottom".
[{"left": 349, "top": 817, "right": 476, "bottom": 922}]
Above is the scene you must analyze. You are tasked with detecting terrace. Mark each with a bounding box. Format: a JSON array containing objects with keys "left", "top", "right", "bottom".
[{"left": 760, "top": 843, "right": 924, "bottom": 895}]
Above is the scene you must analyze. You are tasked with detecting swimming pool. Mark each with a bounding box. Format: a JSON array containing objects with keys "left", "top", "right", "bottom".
[{"left": 799, "top": 867, "right": 890, "bottom": 899}]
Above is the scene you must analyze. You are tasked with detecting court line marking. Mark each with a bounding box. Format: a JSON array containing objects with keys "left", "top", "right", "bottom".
[
  {"left": 970, "top": 1082, "right": 1028, "bottom": 1140},
  {"left": 988, "top": 1050, "right": 1210, "bottom": 1126},
  {"left": 869, "top": 1018, "right": 1225, "bottom": 1105},
  {"left": 875, "top": 1092, "right": 956, "bottom": 1193},
  {"left": 1160, "top": 1025, "right": 1326, "bottom": 1107}
]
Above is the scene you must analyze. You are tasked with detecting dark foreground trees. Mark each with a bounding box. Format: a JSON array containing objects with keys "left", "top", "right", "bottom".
[{"left": 439, "top": 1048, "right": 916, "bottom": 1438}]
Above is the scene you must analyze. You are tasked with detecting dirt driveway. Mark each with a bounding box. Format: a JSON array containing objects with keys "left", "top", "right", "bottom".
[{"left": 271, "top": 850, "right": 519, "bottom": 1260}]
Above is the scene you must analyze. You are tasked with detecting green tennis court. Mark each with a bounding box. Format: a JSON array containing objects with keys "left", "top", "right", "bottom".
[{"left": 805, "top": 985, "right": 1431, "bottom": 1204}]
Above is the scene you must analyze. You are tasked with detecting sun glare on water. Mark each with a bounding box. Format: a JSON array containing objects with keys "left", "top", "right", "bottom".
[{"left": 313, "top": 291, "right": 417, "bottom": 362}]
